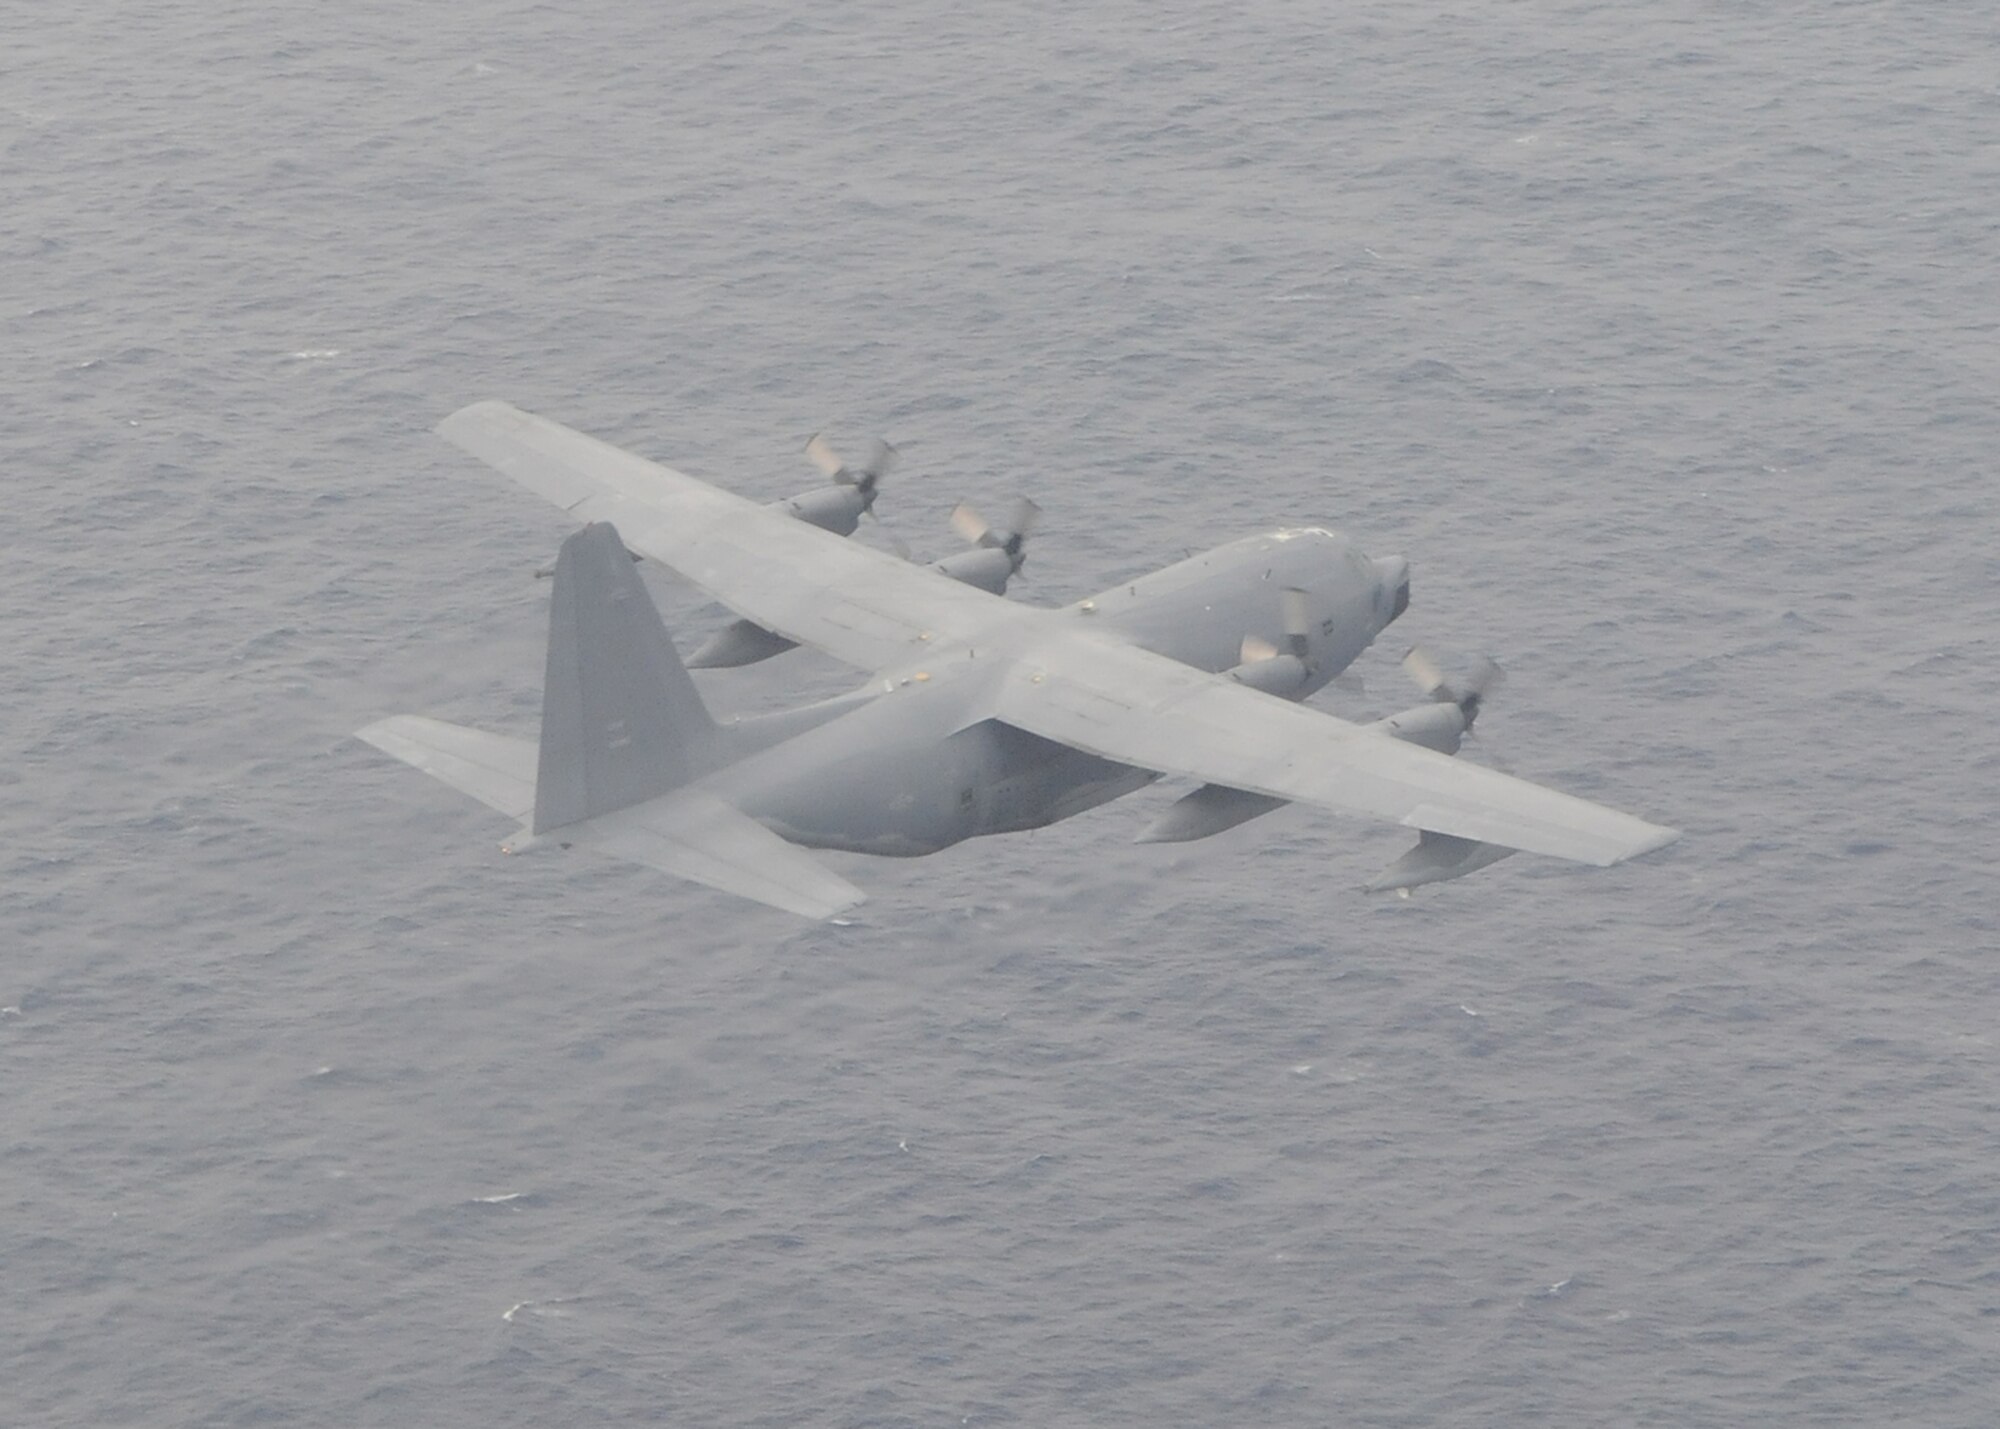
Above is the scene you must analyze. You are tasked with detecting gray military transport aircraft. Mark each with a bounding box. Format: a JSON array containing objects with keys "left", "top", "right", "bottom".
[{"left": 356, "top": 402, "right": 1678, "bottom": 919}]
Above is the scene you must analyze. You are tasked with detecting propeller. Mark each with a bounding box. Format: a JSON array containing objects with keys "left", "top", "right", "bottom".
[
  {"left": 949, "top": 496, "right": 1042, "bottom": 573},
  {"left": 1230, "top": 587, "right": 1316, "bottom": 698},
  {"left": 804, "top": 433, "right": 898, "bottom": 506},
  {"left": 1402, "top": 646, "right": 1504, "bottom": 727},
  {"left": 1240, "top": 587, "right": 1314, "bottom": 667},
  {"left": 805, "top": 432, "right": 908, "bottom": 557}
]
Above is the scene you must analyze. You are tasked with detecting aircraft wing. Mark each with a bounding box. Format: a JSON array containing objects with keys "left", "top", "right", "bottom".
[
  {"left": 437, "top": 401, "right": 1030, "bottom": 672},
  {"left": 988, "top": 630, "right": 1678, "bottom": 868}
]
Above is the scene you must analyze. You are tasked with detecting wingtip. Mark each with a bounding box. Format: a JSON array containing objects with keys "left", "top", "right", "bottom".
[
  {"left": 822, "top": 891, "right": 869, "bottom": 922},
  {"left": 1629, "top": 823, "right": 1682, "bottom": 860},
  {"left": 787, "top": 881, "right": 868, "bottom": 922},
  {"left": 352, "top": 715, "right": 411, "bottom": 752},
  {"left": 437, "top": 396, "right": 512, "bottom": 423},
  {"left": 1586, "top": 822, "right": 1680, "bottom": 868},
  {"left": 436, "top": 398, "right": 524, "bottom": 443}
]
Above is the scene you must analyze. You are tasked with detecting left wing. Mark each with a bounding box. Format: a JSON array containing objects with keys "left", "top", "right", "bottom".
[
  {"left": 437, "top": 401, "right": 1029, "bottom": 672},
  {"left": 985, "top": 627, "right": 1678, "bottom": 868}
]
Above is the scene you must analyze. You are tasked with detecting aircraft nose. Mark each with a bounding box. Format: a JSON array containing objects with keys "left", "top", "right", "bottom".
[{"left": 1374, "top": 556, "right": 1410, "bottom": 624}]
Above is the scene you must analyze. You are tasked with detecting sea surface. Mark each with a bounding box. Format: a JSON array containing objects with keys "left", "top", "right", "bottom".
[{"left": 5, "top": 2, "right": 1999, "bottom": 1424}]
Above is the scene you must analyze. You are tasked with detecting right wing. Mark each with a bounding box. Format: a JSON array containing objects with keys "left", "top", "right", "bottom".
[
  {"left": 987, "top": 628, "right": 1679, "bottom": 868},
  {"left": 437, "top": 401, "right": 1030, "bottom": 673}
]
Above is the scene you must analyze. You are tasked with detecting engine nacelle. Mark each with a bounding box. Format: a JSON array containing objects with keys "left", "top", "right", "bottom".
[
  {"left": 1135, "top": 783, "right": 1286, "bottom": 843},
  {"left": 1367, "top": 701, "right": 1468, "bottom": 755},
  {"left": 778, "top": 485, "right": 869, "bottom": 536},
  {"left": 1227, "top": 653, "right": 1310, "bottom": 699},
  {"left": 932, "top": 546, "right": 1017, "bottom": 595}
]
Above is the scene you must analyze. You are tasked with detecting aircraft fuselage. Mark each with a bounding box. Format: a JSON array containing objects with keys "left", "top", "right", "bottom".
[{"left": 709, "top": 529, "right": 1409, "bottom": 855}]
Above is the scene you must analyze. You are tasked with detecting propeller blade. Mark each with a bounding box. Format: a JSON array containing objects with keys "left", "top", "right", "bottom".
[
  {"left": 1280, "top": 587, "right": 1313, "bottom": 660},
  {"left": 860, "top": 437, "right": 898, "bottom": 482},
  {"left": 1280, "top": 587, "right": 1313, "bottom": 638},
  {"left": 1005, "top": 496, "right": 1042, "bottom": 541},
  {"left": 949, "top": 501, "right": 992, "bottom": 548},
  {"left": 1462, "top": 655, "right": 1504, "bottom": 703},
  {"left": 1000, "top": 497, "right": 1041, "bottom": 572},
  {"left": 865, "top": 506, "right": 912, "bottom": 561},
  {"left": 1455, "top": 655, "right": 1504, "bottom": 727},
  {"left": 1402, "top": 645, "right": 1452, "bottom": 703},
  {"left": 1240, "top": 634, "right": 1280, "bottom": 664},
  {"left": 803, "top": 432, "right": 844, "bottom": 479}
]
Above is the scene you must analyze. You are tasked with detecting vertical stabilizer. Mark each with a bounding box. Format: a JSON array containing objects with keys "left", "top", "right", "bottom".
[{"left": 535, "top": 522, "right": 719, "bottom": 833}]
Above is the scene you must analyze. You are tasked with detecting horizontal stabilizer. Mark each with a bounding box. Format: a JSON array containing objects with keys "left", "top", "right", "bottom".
[
  {"left": 357, "top": 717, "right": 537, "bottom": 822},
  {"left": 555, "top": 788, "right": 866, "bottom": 920},
  {"left": 357, "top": 718, "right": 863, "bottom": 919}
]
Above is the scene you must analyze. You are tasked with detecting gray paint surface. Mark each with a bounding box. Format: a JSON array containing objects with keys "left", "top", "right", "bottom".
[
  {"left": 5, "top": 2, "right": 1999, "bottom": 1426},
  {"left": 427, "top": 405, "right": 1668, "bottom": 880},
  {"left": 531, "top": 521, "right": 721, "bottom": 832},
  {"left": 373, "top": 489, "right": 1654, "bottom": 898}
]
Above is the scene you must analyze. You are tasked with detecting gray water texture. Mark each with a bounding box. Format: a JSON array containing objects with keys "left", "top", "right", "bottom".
[{"left": 5, "top": 2, "right": 1998, "bottom": 1424}]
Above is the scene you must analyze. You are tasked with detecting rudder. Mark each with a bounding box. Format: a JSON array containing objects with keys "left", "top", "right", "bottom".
[{"left": 535, "top": 522, "right": 719, "bottom": 833}]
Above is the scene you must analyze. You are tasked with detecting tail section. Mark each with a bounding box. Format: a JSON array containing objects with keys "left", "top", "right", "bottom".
[
  {"left": 534, "top": 522, "right": 720, "bottom": 833},
  {"left": 358, "top": 519, "right": 866, "bottom": 918}
]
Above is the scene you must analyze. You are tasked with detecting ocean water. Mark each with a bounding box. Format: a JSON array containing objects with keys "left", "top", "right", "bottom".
[{"left": 5, "top": 2, "right": 1998, "bottom": 1424}]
